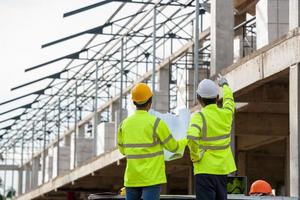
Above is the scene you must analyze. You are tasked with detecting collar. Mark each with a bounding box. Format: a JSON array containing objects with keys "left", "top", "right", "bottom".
[
  {"left": 203, "top": 104, "right": 218, "bottom": 111},
  {"left": 135, "top": 110, "right": 149, "bottom": 114}
]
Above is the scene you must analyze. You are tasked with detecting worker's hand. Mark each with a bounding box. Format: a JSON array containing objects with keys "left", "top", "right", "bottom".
[{"left": 217, "top": 74, "right": 228, "bottom": 87}]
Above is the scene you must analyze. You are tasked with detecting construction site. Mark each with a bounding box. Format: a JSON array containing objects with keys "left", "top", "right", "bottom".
[{"left": 0, "top": 0, "right": 300, "bottom": 199}]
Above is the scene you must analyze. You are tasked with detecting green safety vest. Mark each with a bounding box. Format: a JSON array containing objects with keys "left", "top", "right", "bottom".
[
  {"left": 187, "top": 85, "right": 237, "bottom": 175},
  {"left": 117, "top": 110, "right": 186, "bottom": 187}
]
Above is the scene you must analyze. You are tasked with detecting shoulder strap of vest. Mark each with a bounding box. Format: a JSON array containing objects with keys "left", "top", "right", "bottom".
[
  {"left": 153, "top": 117, "right": 161, "bottom": 143},
  {"left": 198, "top": 112, "right": 207, "bottom": 138}
]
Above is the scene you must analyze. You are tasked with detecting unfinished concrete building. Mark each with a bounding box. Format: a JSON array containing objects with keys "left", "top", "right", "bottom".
[{"left": 0, "top": 0, "right": 299, "bottom": 199}]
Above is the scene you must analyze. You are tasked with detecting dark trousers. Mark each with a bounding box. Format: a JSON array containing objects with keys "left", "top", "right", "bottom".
[
  {"left": 126, "top": 185, "right": 161, "bottom": 200},
  {"left": 195, "top": 174, "right": 227, "bottom": 200}
]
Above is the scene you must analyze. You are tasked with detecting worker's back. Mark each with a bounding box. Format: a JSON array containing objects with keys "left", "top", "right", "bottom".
[
  {"left": 118, "top": 110, "right": 179, "bottom": 187},
  {"left": 188, "top": 85, "right": 236, "bottom": 175}
]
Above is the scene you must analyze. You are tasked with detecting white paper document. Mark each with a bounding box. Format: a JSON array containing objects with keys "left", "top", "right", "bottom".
[{"left": 149, "top": 108, "right": 191, "bottom": 161}]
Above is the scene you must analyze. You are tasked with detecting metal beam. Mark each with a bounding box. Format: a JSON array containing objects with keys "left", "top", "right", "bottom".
[
  {"left": 0, "top": 89, "right": 44, "bottom": 106},
  {"left": 0, "top": 164, "right": 19, "bottom": 171},
  {"left": 25, "top": 50, "right": 86, "bottom": 72},
  {"left": 11, "top": 70, "right": 67, "bottom": 91}
]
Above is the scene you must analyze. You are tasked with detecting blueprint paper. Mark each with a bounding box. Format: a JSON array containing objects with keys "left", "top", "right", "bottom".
[{"left": 149, "top": 108, "right": 191, "bottom": 161}]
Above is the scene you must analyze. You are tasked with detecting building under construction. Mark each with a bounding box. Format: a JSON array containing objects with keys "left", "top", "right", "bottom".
[{"left": 0, "top": 0, "right": 300, "bottom": 199}]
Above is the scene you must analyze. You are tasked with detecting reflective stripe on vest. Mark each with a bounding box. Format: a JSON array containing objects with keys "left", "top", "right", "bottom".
[
  {"left": 127, "top": 151, "right": 164, "bottom": 159},
  {"left": 198, "top": 112, "right": 230, "bottom": 150},
  {"left": 120, "top": 118, "right": 172, "bottom": 159},
  {"left": 119, "top": 118, "right": 161, "bottom": 148},
  {"left": 199, "top": 144, "right": 231, "bottom": 150}
]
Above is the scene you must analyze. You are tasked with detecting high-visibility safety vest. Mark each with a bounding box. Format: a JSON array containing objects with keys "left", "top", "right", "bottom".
[
  {"left": 187, "top": 85, "right": 236, "bottom": 175},
  {"left": 117, "top": 110, "right": 187, "bottom": 187}
]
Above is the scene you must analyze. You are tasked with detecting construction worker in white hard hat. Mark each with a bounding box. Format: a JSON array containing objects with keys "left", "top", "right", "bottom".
[
  {"left": 117, "top": 83, "right": 187, "bottom": 200},
  {"left": 187, "top": 75, "right": 236, "bottom": 200}
]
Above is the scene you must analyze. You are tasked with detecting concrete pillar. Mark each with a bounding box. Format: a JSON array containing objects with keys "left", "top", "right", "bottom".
[
  {"left": 289, "top": 64, "right": 300, "bottom": 197},
  {"left": 31, "top": 156, "right": 40, "bottom": 189},
  {"left": 97, "top": 122, "right": 116, "bottom": 155},
  {"left": 64, "top": 134, "right": 71, "bottom": 147},
  {"left": 289, "top": 0, "right": 300, "bottom": 30},
  {"left": 78, "top": 124, "right": 85, "bottom": 138},
  {"left": 155, "top": 65, "right": 170, "bottom": 113},
  {"left": 18, "top": 169, "right": 23, "bottom": 195},
  {"left": 53, "top": 145, "right": 70, "bottom": 177},
  {"left": 110, "top": 101, "right": 120, "bottom": 122},
  {"left": 46, "top": 155, "right": 53, "bottom": 181},
  {"left": 70, "top": 131, "right": 93, "bottom": 169},
  {"left": 256, "top": 0, "right": 289, "bottom": 49},
  {"left": 210, "top": 0, "right": 234, "bottom": 76},
  {"left": 25, "top": 164, "right": 31, "bottom": 192}
]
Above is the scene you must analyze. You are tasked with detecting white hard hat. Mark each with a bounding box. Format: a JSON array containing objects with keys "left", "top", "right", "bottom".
[{"left": 196, "top": 79, "right": 219, "bottom": 98}]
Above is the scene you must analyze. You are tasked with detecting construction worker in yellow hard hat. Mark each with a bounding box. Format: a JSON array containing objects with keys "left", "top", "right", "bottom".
[
  {"left": 187, "top": 75, "right": 236, "bottom": 200},
  {"left": 117, "top": 83, "right": 187, "bottom": 200}
]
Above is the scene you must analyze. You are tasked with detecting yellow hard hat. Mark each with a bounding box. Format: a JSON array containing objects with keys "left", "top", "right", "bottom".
[
  {"left": 120, "top": 187, "right": 126, "bottom": 196},
  {"left": 131, "top": 83, "right": 153, "bottom": 104}
]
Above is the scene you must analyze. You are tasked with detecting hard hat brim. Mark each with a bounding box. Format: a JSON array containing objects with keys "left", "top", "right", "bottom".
[{"left": 133, "top": 96, "right": 152, "bottom": 105}]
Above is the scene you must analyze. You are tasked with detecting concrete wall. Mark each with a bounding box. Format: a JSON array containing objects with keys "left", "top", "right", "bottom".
[{"left": 256, "top": 0, "right": 289, "bottom": 49}]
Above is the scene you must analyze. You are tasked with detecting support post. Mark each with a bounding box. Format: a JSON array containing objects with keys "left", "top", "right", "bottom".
[
  {"left": 289, "top": 64, "right": 300, "bottom": 197},
  {"left": 74, "top": 81, "right": 78, "bottom": 169},
  {"left": 18, "top": 131, "right": 25, "bottom": 195},
  {"left": 3, "top": 148, "right": 7, "bottom": 198},
  {"left": 57, "top": 98, "right": 61, "bottom": 176},
  {"left": 152, "top": 5, "right": 157, "bottom": 109},
  {"left": 42, "top": 112, "right": 47, "bottom": 184},
  {"left": 12, "top": 145, "right": 15, "bottom": 191},
  {"left": 32, "top": 123, "right": 35, "bottom": 159},
  {"left": 193, "top": 0, "right": 200, "bottom": 105},
  {"left": 119, "top": 38, "right": 124, "bottom": 125},
  {"left": 94, "top": 62, "right": 99, "bottom": 156}
]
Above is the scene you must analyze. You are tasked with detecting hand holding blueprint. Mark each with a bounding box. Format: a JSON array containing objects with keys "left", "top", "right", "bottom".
[{"left": 149, "top": 108, "right": 191, "bottom": 161}]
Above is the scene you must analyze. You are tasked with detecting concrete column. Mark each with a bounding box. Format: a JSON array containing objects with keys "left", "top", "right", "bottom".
[
  {"left": 210, "top": 0, "right": 234, "bottom": 76},
  {"left": 256, "top": 0, "right": 289, "bottom": 49},
  {"left": 64, "top": 134, "right": 71, "bottom": 147},
  {"left": 155, "top": 65, "right": 170, "bottom": 113},
  {"left": 289, "top": 64, "right": 300, "bottom": 197},
  {"left": 70, "top": 131, "right": 93, "bottom": 169},
  {"left": 31, "top": 156, "right": 40, "bottom": 189},
  {"left": 46, "top": 155, "right": 53, "bottom": 181},
  {"left": 25, "top": 164, "right": 31, "bottom": 192},
  {"left": 110, "top": 101, "right": 120, "bottom": 122},
  {"left": 78, "top": 124, "right": 85, "bottom": 138},
  {"left": 97, "top": 122, "right": 116, "bottom": 155},
  {"left": 18, "top": 169, "right": 23, "bottom": 195},
  {"left": 115, "top": 109, "right": 127, "bottom": 128},
  {"left": 289, "top": 0, "right": 300, "bottom": 29},
  {"left": 53, "top": 145, "right": 70, "bottom": 177}
]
